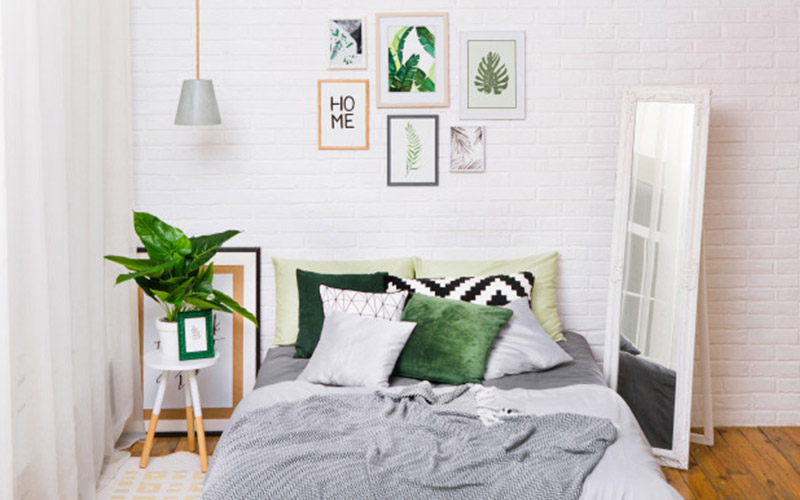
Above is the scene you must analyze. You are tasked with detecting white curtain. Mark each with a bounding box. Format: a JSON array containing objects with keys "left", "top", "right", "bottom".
[{"left": 0, "top": 0, "right": 136, "bottom": 498}]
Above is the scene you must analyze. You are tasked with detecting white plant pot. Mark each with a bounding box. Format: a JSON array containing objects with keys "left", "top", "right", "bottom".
[{"left": 156, "top": 318, "right": 180, "bottom": 362}]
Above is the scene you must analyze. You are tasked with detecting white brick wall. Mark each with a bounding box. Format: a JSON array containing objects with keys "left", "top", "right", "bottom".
[{"left": 131, "top": 1, "right": 800, "bottom": 426}]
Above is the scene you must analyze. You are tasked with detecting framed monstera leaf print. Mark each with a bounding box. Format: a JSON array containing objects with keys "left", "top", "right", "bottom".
[
  {"left": 460, "top": 31, "right": 526, "bottom": 120},
  {"left": 387, "top": 115, "right": 438, "bottom": 186},
  {"left": 376, "top": 13, "right": 449, "bottom": 108}
]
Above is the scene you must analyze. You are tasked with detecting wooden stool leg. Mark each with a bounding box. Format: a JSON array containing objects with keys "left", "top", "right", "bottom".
[
  {"left": 188, "top": 371, "right": 208, "bottom": 472},
  {"left": 184, "top": 371, "right": 195, "bottom": 452},
  {"left": 140, "top": 370, "right": 170, "bottom": 468}
]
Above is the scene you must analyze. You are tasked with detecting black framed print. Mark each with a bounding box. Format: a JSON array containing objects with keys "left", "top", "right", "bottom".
[
  {"left": 178, "top": 310, "right": 215, "bottom": 360},
  {"left": 387, "top": 115, "right": 439, "bottom": 186}
]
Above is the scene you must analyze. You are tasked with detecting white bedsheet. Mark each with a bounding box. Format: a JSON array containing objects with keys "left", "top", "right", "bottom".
[{"left": 231, "top": 381, "right": 681, "bottom": 500}]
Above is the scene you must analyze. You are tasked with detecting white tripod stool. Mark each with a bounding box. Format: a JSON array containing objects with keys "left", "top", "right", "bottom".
[{"left": 140, "top": 351, "right": 221, "bottom": 472}]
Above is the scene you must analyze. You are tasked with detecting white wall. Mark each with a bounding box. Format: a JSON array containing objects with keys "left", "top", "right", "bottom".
[{"left": 131, "top": 1, "right": 800, "bottom": 426}]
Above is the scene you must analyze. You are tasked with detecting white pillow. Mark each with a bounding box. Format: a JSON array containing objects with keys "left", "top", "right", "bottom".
[
  {"left": 320, "top": 284, "right": 408, "bottom": 321},
  {"left": 298, "top": 311, "right": 416, "bottom": 387},
  {"left": 484, "top": 299, "right": 573, "bottom": 380}
]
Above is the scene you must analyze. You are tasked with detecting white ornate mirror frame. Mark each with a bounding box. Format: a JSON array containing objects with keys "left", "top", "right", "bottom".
[{"left": 603, "top": 87, "right": 712, "bottom": 470}]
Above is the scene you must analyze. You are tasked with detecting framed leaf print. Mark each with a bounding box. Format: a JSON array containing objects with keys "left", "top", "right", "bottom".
[
  {"left": 387, "top": 115, "right": 438, "bottom": 186},
  {"left": 376, "top": 13, "right": 449, "bottom": 108},
  {"left": 459, "top": 31, "right": 526, "bottom": 120},
  {"left": 318, "top": 79, "right": 369, "bottom": 150},
  {"left": 329, "top": 18, "right": 366, "bottom": 69},
  {"left": 450, "top": 126, "right": 485, "bottom": 172}
]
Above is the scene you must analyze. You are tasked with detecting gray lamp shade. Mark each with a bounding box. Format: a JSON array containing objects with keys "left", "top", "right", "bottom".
[{"left": 175, "top": 79, "right": 221, "bottom": 125}]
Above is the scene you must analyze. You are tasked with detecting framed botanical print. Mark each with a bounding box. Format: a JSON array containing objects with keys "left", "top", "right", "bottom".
[
  {"left": 139, "top": 247, "right": 261, "bottom": 432},
  {"left": 459, "top": 31, "right": 526, "bottom": 120},
  {"left": 318, "top": 79, "right": 369, "bottom": 150},
  {"left": 450, "top": 126, "right": 485, "bottom": 172},
  {"left": 387, "top": 115, "right": 438, "bottom": 186},
  {"left": 376, "top": 13, "right": 449, "bottom": 108},
  {"left": 178, "top": 310, "right": 215, "bottom": 360},
  {"left": 329, "top": 18, "right": 366, "bottom": 69}
]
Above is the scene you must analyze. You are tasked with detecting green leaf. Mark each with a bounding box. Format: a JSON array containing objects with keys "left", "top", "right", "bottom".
[
  {"left": 115, "top": 262, "right": 171, "bottom": 284},
  {"left": 104, "top": 255, "right": 160, "bottom": 272},
  {"left": 415, "top": 27, "right": 435, "bottom": 58},
  {"left": 474, "top": 51, "right": 509, "bottom": 95},
  {"left": 405, "top": 122, "right": 422, "bottom": 175},
  {"left": 390, "top": 53, "right": 419, "bottom": 92},
  {"left": 389, "top": 27, "right": 412, "bottom": 67},
  {"left": 133, "top": 212, "right": 192, "bottom": 268},
  {"left": 413, "top": 68, "right": 435, "bottom": 92},
  {"left": 184, "top": 296, "right": 230, "bottom": 312},
  {"left": 187, "top": 229, "right": 240, "bottom": 271},
  {"left": 211, "top": 289, "right": 258, "bottom": 326}
]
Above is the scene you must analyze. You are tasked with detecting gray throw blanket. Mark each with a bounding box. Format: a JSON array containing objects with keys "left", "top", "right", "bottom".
[{"left": 203, "top": 384, "right": 616, "bottom": 500}]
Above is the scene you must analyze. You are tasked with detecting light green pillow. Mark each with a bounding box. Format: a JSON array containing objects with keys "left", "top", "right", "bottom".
[
  {"left": 272, "top": 257, "right": 415, "bottom": 346},
  {"left": 414, "top": 252, "right": 564, "bottom": 342}
]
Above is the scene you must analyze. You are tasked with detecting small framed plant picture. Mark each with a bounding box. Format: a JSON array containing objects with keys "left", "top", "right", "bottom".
[
  {"left": 329, "top": 18, "right": 366, "bottom": 69},
  {"left": 459, "top": 31, "right": 526, "bottom": 120},
  {"left": 450, "top": 126, "right": 485, "bottom": 172},
  {"left": 318, "top": 79, "right": 369, "bottom": 150},
  {"left": 177, "top": 310, "right": 215, "bottom": 361},
  {"left": 376, "top": 13, "right": 449, "bottom": 108},
  {"left": 387, "top": 115, "right": 438, "bottom": 186}
]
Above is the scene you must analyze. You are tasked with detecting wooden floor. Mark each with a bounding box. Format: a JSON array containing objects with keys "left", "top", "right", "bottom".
[{"left": 128, "top": 427, "right": 800, "bottom": 499}]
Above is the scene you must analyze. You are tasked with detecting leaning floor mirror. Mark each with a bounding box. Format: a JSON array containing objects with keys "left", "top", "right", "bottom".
[{"left": 604, "top": 87, "right": 712, "bottom": 469}]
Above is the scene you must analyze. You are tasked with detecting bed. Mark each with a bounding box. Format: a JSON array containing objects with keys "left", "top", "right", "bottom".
[{"left": 203, "top": 332, "right": 681, "bottom": 499}]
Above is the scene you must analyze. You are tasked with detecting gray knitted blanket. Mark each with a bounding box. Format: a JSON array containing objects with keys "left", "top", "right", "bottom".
[{"left": 203, "top": 384, "right": 616, "bottom": 500}]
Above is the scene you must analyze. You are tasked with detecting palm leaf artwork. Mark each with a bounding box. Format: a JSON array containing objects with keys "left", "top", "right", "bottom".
[
  {"left": 450, "top": 127, "right": 484, "bottom": 171},
  {"left": 474, "top": 51, "right": 509, "bottom": 95},
  {"left": 405, "top": 122, "right": 423, "bottom": 175},
  {"left": 388, "top": 26, "right": 436, "bottom": 93}
]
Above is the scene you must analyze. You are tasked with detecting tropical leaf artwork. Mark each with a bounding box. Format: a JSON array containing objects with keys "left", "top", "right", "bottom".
[
  {"left": 329, "top": 19, "right": 363, "bottom": 67},
  {"left": 405, "top": 122, "right": 422, "bottom": 175},
  {"left": 388, "top": 26, "right": 436, "bottom": 93},
  {"left": 474, "top": 51, "right": 509, "bottom": 95},
  {"left": 450, "top": 126, "right": 485, "bottom": 172}
]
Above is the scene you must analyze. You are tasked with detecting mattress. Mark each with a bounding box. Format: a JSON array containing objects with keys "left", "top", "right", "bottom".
[{"left": 255, "top": 330, "right": 604, "bottom": 390}]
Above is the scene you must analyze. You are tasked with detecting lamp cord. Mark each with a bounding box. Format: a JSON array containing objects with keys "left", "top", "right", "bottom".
[{"left": 195, "top": 0, "right": 200, "bottom": 79}]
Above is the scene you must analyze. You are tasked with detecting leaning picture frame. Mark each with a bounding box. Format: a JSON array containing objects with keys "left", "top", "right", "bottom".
[
  {"left": 459, "top": 31, "right": 526, "bottom": 120},
  {"left": 376, "top": 13, "right": 449, "bottom": 108},
  {"left": 178, "top": 310, "right": 215, "bottom": 360}
]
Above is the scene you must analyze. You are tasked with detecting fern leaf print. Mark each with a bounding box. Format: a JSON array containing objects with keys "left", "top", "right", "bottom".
[
  {"left": 474, "top": 51, "right": 509, "bottom": 95},
  {"left": 405, "top": 122, "right": 422, "bottom": 175}
]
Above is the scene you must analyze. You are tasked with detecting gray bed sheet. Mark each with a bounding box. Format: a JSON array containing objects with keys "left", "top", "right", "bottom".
[{"left": 255, "top": 330, "right": 604, "bottom": 390}]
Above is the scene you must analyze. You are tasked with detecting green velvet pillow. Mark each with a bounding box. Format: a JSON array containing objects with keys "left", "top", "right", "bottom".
[
  {"left": 395, "top": 294, "right": 513, "bottom": 385},
  {"left": 294, "top": 269, "right": 388, "bottom": 358}
]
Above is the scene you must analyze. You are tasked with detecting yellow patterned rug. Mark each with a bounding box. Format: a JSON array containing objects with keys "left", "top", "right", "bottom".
[{"left": 97, "top": 452, "right": 205, "bottom": 500}]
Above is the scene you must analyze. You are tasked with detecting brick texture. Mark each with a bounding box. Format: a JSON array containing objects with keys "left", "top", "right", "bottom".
[{"left": 131, "top": 1, "right": 800, "bottom": 426}]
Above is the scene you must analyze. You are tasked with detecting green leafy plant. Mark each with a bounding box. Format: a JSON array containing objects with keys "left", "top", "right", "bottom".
[
  {"left": 405, "top": 122, "right": 422, "bottom": 175},
  {"left": 474, "top": 51, "right": 509, "bottom": 95},
  {"left": 105, "top": 212, "right": 257, "bottom": 325},
  {"left": 388, "top": 26, "right": 435, "bottom": 93}
]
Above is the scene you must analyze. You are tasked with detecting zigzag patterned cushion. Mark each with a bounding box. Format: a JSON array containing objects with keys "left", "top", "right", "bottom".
[
  {"left": 386, "top": 272, "right": 535, "bottom": 306},
  {"left": 320, "top": 285, "right": 409, "bottom": 321}
]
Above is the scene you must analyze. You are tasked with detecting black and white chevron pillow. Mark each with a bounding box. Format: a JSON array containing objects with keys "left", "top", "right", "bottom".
[{"left": 385, "top": 272, "right": 534, "bottom": 307}]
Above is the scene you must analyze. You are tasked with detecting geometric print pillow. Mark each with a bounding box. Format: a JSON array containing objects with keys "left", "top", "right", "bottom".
[
  {"left": 319, "top": 285, "right": 409, "bottom": 321},
  {"left": 385, "top": 272, "right": 535, "bottom": 307}
]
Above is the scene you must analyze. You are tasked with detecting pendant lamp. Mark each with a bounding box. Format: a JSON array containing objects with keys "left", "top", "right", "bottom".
[{"left": 175, "top": 0, "right": 221, "bottom": 125}]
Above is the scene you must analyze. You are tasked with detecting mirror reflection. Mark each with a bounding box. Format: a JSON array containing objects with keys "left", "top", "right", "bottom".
[{"left": 616, "top": 101, "right": 696, "bottom": 450}]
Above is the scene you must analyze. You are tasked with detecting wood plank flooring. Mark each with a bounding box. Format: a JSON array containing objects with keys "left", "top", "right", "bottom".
[{"left": 128, "top": 427, "right": 800, "bottom": 499}]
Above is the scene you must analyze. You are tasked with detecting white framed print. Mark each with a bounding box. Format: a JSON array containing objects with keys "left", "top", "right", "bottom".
[
  {"left": 376, "top": 13, "right": 449, "bottom": 108},
  {"left": 460, "top": 31, "right": 526, "bottom": 120},
  {"left": 318, "top": 79, "right": 369, "bottom": 150},
  {"left": 450, "top": 126, "right": 485, "bottom": 172},
  {"left": 329, "top": 18, "right": 366, "bottom": 69},
  {"left": 387, "top": 115, "right": 438, "bottom": 186}
]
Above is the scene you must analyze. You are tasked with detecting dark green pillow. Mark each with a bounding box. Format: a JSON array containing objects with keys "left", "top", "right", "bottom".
[
  {"left": 395, "top": 294, "right": 513, "bottom": 385},
  {"left": 294, "top": 269, "right": 388, "bottom": 358}
]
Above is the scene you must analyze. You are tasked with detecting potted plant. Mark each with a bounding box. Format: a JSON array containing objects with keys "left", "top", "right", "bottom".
[{"left": 106, "top": 212, "right": 257, "bottom": 361}]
